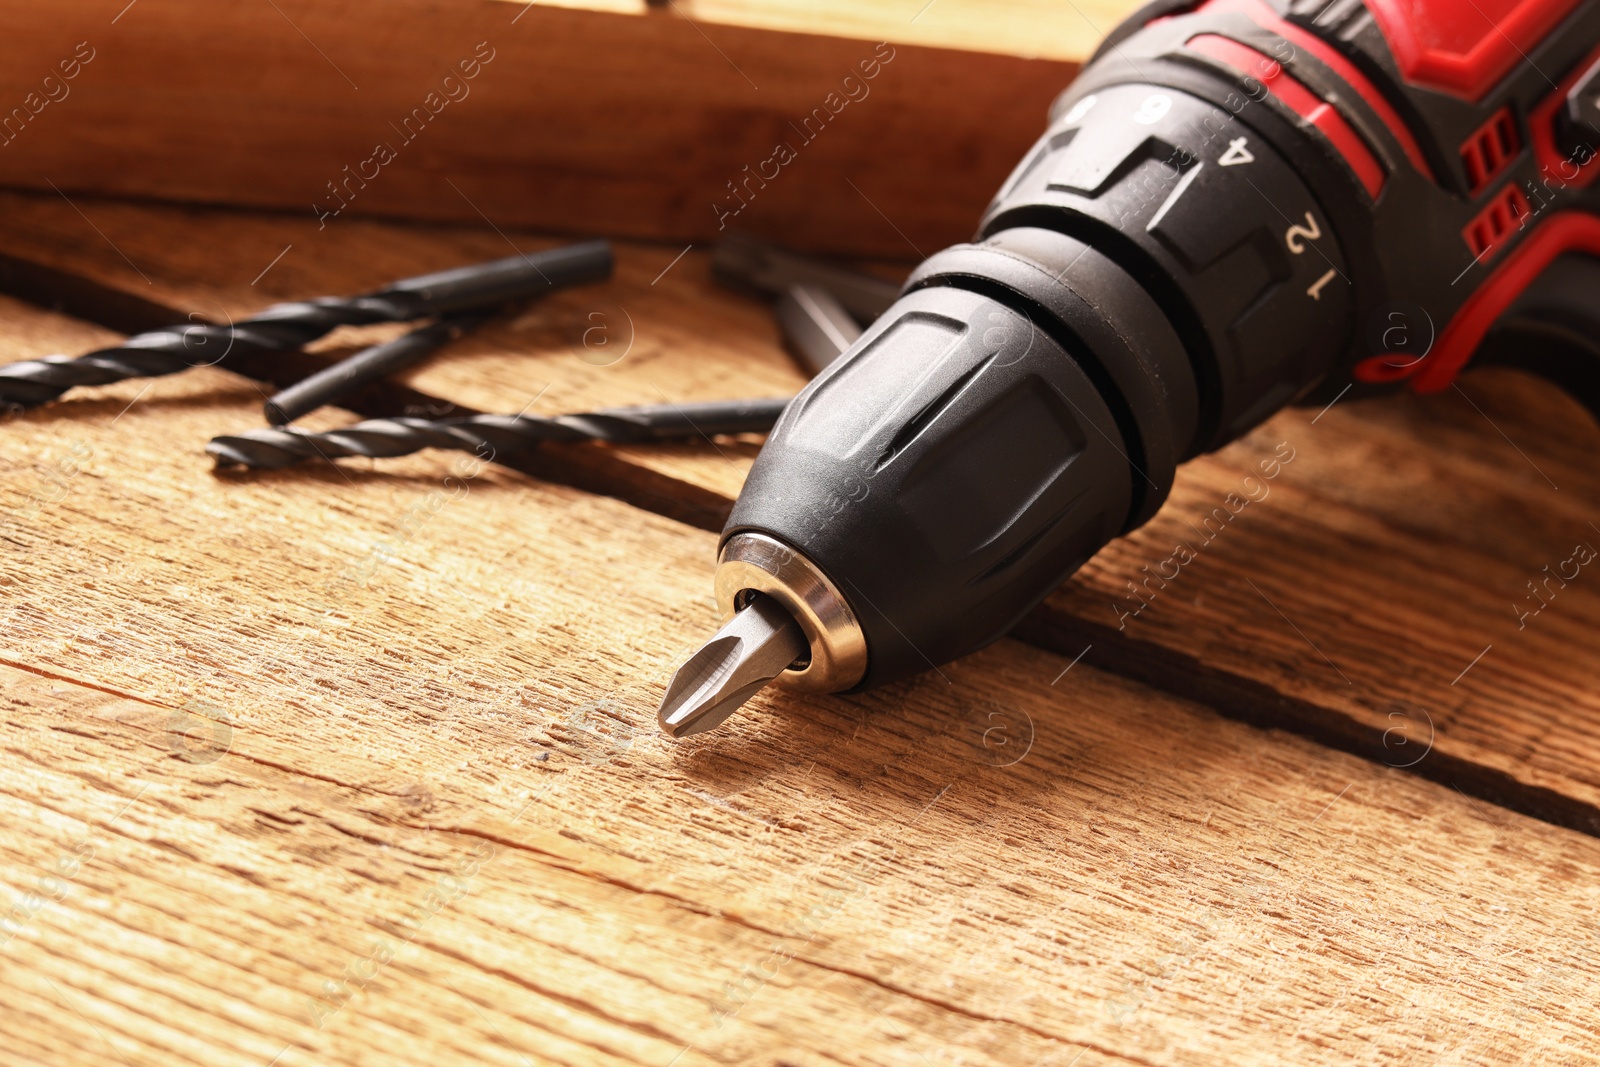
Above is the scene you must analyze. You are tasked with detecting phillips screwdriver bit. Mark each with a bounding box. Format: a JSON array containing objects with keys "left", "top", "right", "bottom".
[
  {"left": 205, "top": 396, "right": 791, "bottom": 470},
  {"left": 657, "top": 593, "right": 808, "bottom": 738},
  {"left": 0, "top": 241, "right": 612, "bottom": 411}
]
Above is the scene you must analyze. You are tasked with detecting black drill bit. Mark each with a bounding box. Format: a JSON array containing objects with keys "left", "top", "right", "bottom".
[
  {"left": 262, "top": 313, "right": 490, "bottom": 426},
  {"left": 0, "top": 241, "right": 612, "bottom": 411},
  {"left": 262, "top": 240, "right": 612, "bottom": 424},
  {"left": 774, "top": 283, "right": 861, "bottom": 375},
  {"left": 206, "top": 397, "right": 792, "bottom": 470},
  {"left": 711, "top": 233, "right": 899, "bottom": 323}
]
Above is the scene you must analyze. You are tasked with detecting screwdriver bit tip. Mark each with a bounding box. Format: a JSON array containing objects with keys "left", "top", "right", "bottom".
[{"left": 657, "top": 595, "right": 808, "bottom": 738}]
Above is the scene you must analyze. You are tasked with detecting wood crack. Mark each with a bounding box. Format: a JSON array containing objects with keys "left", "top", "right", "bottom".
[
  {"left": 425, "top": 822, "right": 1146, "bottom": 1063},
  {"left": 1011, "top": 610, "right": 1600, "bottom": 840},
  {"left": 0, "top": 251, "right": 731, "bottom": 533},
  {"left": 6, "top": 252, "right": 1596, "bottom": 873},
  {"left": 0, "top": 653, "right": 175, "bottom": 710}
]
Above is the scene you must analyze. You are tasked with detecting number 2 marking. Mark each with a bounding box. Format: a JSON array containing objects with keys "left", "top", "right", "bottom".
[{"left": 1285, "top": 211, "right": 1322, "bottom": 254}]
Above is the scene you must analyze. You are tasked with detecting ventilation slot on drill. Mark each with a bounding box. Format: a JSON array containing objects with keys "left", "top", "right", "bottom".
[
  {"left": 1460, "top": 108, "right": 1520, "bottom": 195},
  {"left": 874, "top": 356, "right": 992, "bottom": 473},
  {"left": 1462, "top": 184, "right": 1531, "bottom": 261}
]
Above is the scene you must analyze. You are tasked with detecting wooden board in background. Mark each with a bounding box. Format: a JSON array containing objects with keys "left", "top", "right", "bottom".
[
  {"left": 3, "top": 293, "right": 1600, "bottom": 1065},
  {"left": 0, "top": 0, "right": 1111, "bottom": 257},
  {"left": 511, "top": 0, "right": 1132, "bottom": 62}
]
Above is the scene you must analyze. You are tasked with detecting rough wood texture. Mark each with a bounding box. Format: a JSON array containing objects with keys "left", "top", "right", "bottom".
[
  {"left": 0, "top": 188, "right": 811, "bottom": 522},
  {"left": 10, "top": 191, "right": 1600, "bottom": 840},
  {"left": 0, "top": 0, "right": 1104, "bottom": 256},
  {"left": 5, "top": 294, "right": 1600, "bottom": 1065},
  {"left": 1023, "top": 371, "right": 1600, "bottom": 834}
]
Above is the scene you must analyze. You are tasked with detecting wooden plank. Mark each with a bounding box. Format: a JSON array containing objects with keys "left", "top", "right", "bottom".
[
  {"left": 0, "top": 0, "right": 1100, "bottom": 257},
  {"left": 11, "top": 192, "right": 1600, "bottom": 837},
  {"left": 0, "top": 187, "right": 812, "bottom": 522},
  {"left": 4, "top": 294, "right": 1600, "bottom": 1063},
  {"left": 515, "top": 0, "right": 1132, "bottom": 63},
  {"left": 1019, "top": 371, "right": 1600, "bottom": 834}
]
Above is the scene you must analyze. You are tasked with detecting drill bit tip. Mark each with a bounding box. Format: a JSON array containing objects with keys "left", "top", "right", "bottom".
[{"left": 657, "top": 594, "right": 808, "bottom": 738}]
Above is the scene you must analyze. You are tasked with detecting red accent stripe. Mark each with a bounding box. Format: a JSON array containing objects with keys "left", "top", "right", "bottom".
[
  {"left": 1356, "top": 212, "right": 1600, "bottom": 388},
  {"left": 1461, "top": 184, "right": 1532, "bottom": 261},
  {"left": 1196, "top": 0, "right": 1436, "bottom": 181},
  {"left": 1460, "top": 107, "right": 1521, "bottom": 195},
  {"left": 1365, "top": 0, "right": 1584, "bottom": 101},
  {"left": 1187, "top": 33, "right": 1388, "bottom": 198}
]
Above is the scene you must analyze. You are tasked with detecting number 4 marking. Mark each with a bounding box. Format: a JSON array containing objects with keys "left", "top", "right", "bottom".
[{"left": 1218, "top": 137, "right": 1254, "bottom": 166}]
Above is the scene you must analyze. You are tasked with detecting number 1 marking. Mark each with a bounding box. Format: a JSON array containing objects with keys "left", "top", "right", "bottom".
[{"left": 1307, "top": 268, "right": 1338, "bottom": 301}]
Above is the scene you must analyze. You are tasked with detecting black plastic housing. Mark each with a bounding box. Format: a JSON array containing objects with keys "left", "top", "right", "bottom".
[
  {"left": 726, "top": 0, "right": 1600, "bottom": 693},
  {"left": 728, "top": 241, "right": 1195, "bottom": 689}
]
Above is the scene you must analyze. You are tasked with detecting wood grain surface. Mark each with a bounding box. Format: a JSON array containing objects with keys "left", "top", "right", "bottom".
[
  {"left": 0, "top": 0, "right": 1106, "bottom": 257},
  {"left": 9, "top": 191, "right": 1600, "bottom": 842},
  {"left": 5, "top": 292, "right": 1600, "bottom": 1065},
  {"left": 0, "top": 188, "right": 810, "bottom": 522},
  {"left": 1023, "top": 372, "right": 1600, "bottom": 833}
]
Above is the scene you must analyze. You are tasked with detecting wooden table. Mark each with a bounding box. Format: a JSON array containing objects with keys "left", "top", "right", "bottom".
[{"left": 4, "top": 3, "right": 1600, "bottom": 1065}]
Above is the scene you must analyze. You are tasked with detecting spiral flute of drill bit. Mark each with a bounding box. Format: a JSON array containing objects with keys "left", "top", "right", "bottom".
[
  {"left": 206, "top": 397, "right": 792, "bottom": 470},
  {"left": 0, "top": 242, "right": 613, "bottom": 411},
  {"left": 0, "top": 297, "right": 420, "bottom": 410}
]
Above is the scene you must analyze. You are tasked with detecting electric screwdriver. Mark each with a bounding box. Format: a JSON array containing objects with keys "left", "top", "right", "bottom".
[{"left": 658, "top": 0, "right": 1600, "bottom": 737}]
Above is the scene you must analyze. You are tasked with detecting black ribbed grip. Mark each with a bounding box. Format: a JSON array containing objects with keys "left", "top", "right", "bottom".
[{"left": 727, "top": 286, "right": 1133, "bottom": 689}]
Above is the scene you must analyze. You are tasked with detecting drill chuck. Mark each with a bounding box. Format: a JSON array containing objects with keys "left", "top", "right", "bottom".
[
  {"left": 661, "top": 0, "right": 1600, "bottom": 733},
  {"left": 709, "top": 72, "right": 1358, "bottom": 697},
  {"left": 728, "top": 233, "right": 1196, "bottom": 691}
]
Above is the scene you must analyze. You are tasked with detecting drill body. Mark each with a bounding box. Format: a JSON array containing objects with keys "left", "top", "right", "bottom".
[{"left": 661, "top": 0, "right": 1600, "bottom": 733}]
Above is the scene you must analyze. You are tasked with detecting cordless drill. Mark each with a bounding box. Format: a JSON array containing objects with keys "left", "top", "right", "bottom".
[{"left": 658, "top": 0, "right": 1600, "bottom": 736}]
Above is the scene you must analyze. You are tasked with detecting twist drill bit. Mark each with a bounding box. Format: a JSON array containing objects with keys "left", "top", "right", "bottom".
[
  {"left": 0, "top": 241, "right": 612, "bottom": 411},
  {"left": 262, "top": 312, "right": 490, "bottom": 426},
  {"left": 206, "top": 396, "right": 791, "bottom": 470}
]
